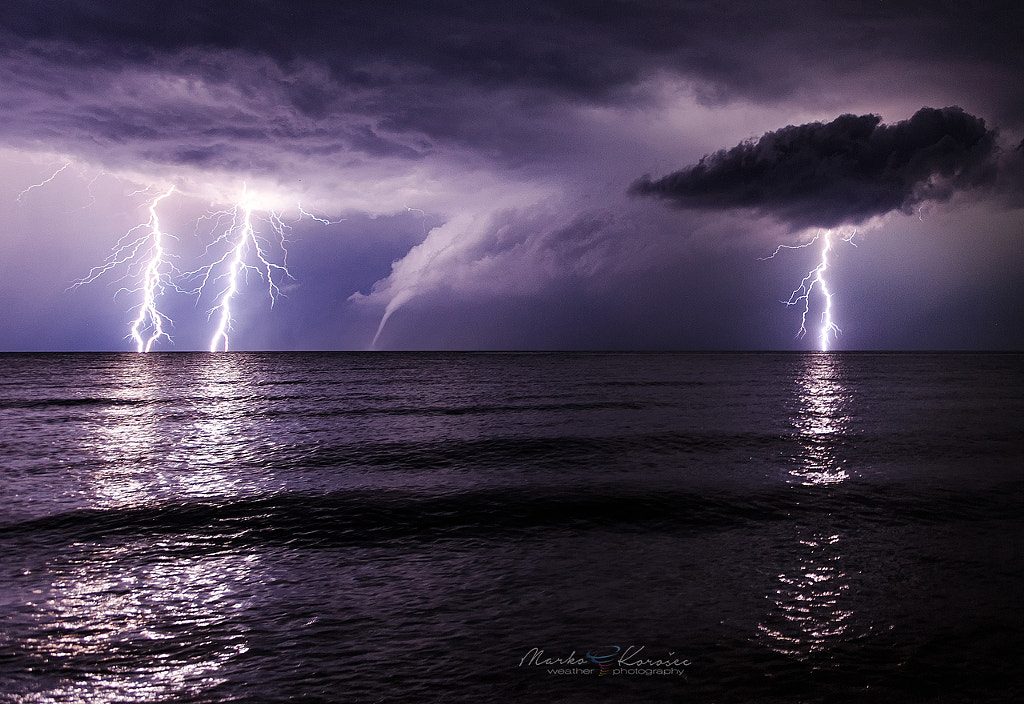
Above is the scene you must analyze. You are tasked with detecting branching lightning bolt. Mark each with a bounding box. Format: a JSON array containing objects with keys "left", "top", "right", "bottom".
[
  {"left": 128, "top": 188, "right": 177, "bottom": 351},
  {"left": 16, "top": 162, "right": 71, "bottom": 203},
  {"left": 297, "top": 203, "right": 345, "bottom": 227},
  {"left": 70, "top": 187, "right": 179, "bottom": 352},
  {"left": 762, "top": 229, "right": 856, "bottom": 352},
  {"left": 25, "top": 164, "right": 340, "bottom": 350},
  {"left": 189, "top": 190, "right": 293, "bottom": 352}
]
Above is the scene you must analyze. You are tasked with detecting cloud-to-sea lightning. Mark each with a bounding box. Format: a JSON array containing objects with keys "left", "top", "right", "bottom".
[
  {"left": 188, "top": 191, "right": 293, "bottom": 352},
  {"left": 761, "top": 230, "right": 856, "bottom": 352},
  {"left": 632, "top": 107, "right": 998, "bottom": 351},
  {"left": 27, "top": 161, "right": 340, "bottom": 351},
  {"left": 70, "top": 186, "right": 179, "bottom": 352},
  {"left": 128, "top": 188, "right": 177, "bottom": 351}
]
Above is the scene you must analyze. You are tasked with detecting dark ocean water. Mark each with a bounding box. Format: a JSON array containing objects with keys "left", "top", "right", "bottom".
[{"left": 1, "top": 352, "right": 1023, "bottom": 703}]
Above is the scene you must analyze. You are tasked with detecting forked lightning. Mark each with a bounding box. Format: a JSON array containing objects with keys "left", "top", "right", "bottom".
[
  {"left": 762, "top": 230, "right": 856, "bottom": 352},
  {"left": 70, "top": 187, "right": 179, "bottom": 352}
]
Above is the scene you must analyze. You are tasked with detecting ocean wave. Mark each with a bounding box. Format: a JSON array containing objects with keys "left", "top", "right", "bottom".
[{"left": 3, "top": 481, "right": 1022, "bottom": 549}]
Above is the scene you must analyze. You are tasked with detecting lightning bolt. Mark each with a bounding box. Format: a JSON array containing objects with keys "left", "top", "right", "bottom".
[
  {"left": 16, "top": 162, "right": 71, "bottom": 203},
  {"left": 129, "top": 188, "right": 177, "bottom": 352},
  {"left": 70, "top": 187, "right": 179, "bottom": 352},
  {"left": 762, "top": 229, "right": 856, "bottom": 352},
  {"left": 297, "top": 203, "right": 344, "bottom": 227},
  {"left": 189, "top": 189, "right": 293, "bottom": 352},
  {"left": 25, "top": 163, "right": 338, "bottom": 351}
]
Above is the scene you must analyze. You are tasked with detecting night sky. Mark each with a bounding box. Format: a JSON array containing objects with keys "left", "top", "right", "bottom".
[{"left": 1, "top": 1, "right": 1022, "bottom": 351}]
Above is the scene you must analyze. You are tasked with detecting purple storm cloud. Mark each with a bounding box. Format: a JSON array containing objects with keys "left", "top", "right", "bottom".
[
  {"left": 630, "top": 107, "right": 1000, "bottom": 229},
  {"left": 0, "top": 1, "right": 1022, "bottom": 350}
]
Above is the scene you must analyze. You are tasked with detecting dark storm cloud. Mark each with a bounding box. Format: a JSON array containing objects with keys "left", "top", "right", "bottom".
[
  {"left": 630, "top": 107, "right": 1000, "bottom": 229},
  {"left": 2, "top": 0, "right": 1024, "bottom": 173},
  {"left": 6, "top": 0, "right": 1020, "bottom": 101},
  {"left": 0, "top": 1, "right": 658, "bottom": 98}
]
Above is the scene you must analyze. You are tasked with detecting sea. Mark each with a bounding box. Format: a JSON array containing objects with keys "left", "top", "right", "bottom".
[{"left": 1, "top": 352, "right": 1022, "bottom": 703}]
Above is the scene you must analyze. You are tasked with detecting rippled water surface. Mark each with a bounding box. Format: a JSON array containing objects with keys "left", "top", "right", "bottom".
[{"left": 1, "top": 352, "right": 1023, "bottom": 702}]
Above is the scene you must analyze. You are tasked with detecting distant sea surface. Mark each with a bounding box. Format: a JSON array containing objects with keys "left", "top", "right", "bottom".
[{"left": 1, "top": 352, "right": 1023, "bottom": 703}]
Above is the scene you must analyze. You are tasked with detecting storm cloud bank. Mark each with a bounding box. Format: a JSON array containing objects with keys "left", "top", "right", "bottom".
[
  {"left": 2, "top": 1, "right": 1023, "bottom": 350},
  {"left": 630, "top": 107, "right": 999, "bottom": 229}
]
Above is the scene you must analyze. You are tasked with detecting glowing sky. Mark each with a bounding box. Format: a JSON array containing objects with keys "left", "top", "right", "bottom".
[{"left": 1, "top": 0, "right": 1022, "bottom": 350}]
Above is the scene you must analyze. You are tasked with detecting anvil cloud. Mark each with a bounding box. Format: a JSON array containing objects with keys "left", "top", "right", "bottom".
[{"left": 1, "top": 1, "right": 1022, "bottom": 350}]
